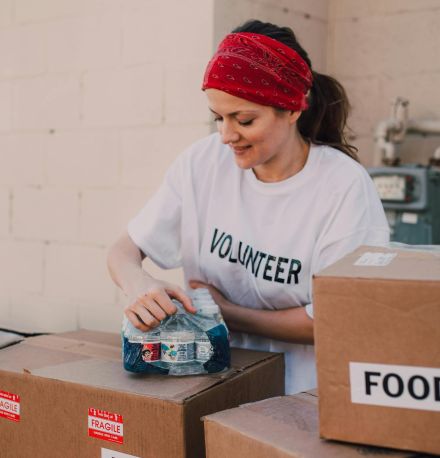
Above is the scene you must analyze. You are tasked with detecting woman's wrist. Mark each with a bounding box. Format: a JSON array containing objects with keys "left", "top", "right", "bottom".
[{"left": 122, "top": 268, "right": 154, "bottom": 298}]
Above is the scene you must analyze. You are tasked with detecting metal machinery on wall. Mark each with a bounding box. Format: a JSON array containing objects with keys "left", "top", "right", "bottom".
[{"left": 368, "top": 98, "right": 440, "bottom": 244}]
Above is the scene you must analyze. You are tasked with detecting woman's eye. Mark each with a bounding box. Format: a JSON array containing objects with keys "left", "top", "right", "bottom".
[{"left": 212, "top": 117, "right": 253, "bottom": 126}]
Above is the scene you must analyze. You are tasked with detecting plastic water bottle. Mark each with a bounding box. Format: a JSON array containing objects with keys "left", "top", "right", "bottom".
[
  {"left": 190, "top": 289, "right": 230, "bottom": 370},
  {"left": 122, "top": 291, "right": 230, "bottom": 375},
  {"left": 159, "top": 303, "right": 199, "bottom": 375},
  {"left": 122, "top": 317, "right": 165, "bottom": 373}
]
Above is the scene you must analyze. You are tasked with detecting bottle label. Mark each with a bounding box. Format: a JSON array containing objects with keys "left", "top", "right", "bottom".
[
  {"left": 196, "top": 341, "right": 213, "bottom": 362},
  {"left": 141, "top": 342, "right": 161, "bottom": 362},
  {"left": 161, "top": 341, "right": 195, "bottom": 362}
]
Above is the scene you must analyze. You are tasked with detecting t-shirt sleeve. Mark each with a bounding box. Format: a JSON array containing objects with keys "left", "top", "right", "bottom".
[
  {"left": 127, "top": 156, "right": 184, "bottom": 270},
  {"left": 305, "top": 171, "right": 390, "bottom": 318}
]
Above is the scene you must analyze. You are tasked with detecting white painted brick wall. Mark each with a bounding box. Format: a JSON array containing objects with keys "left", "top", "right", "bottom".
[
  {"left": 328, "top": 1, "right": 440, "bottom": 165},
  {"left": 83, "top": 65, "right": 163, "bottom": 126},
  {"left": 121, "top": 124, "right": 211, "bottom": 189},
  {"left": 0, "top": 190, "right": 10, "bottom": 238},
  {"left": 46, "top": 13, "right": 122, "bottom": 73},
  {"left": 0, "top": 81, "right": 12, "bottom": 131},
  {"left": 165, "top": 60, "right": 213, "bottom": 124},
  {"left": 78, "top": 301, "right": 122, "bottom": 333},
  {"left": 45, "top": 131, "right": 120, "bottom": 187},
  {"left": 3, "top": 240, "right": 45, "bottom": 294},
  {"left": 330, "top": 0, "right": 440, "bottom": 19},
  {"left": 251, "top": 1, "right": 328, "bottom": 72},
  {"left": 0, "top": 0, "right": 12, "bottom": 29},
  {"left": 214, "top": 0, "right": 328, "bottom": 71},
  {"left": 1, "top": 0, "right": 333, "bottom": 333},
  {"left": 13, "top": 187, "right": 80, "bottom": 241},
  {"left": 0, "top": 242, "right": 11, "bottom": 304},
  {"left": 0, "top": 24, "right": 46, "bottom": 78},
  {"left": 44, "top": 243, "right": 115, "bottom": 305},
  {"left": 14, "top": 0, "right": 84, "bottom": 24},
  {"left": 342, "top": 76, "right": 384, "bottom": 137},
  {"left": 13, "top": 74, "right": 81, "bottom": 129},
  {"left": 329, "top": 12, "right": 440, "bottom": 79},
  {"left": 122, "top": 0, "right": 214, "bottom": 66},
  {"left": 0, "top": 134, "right": 45, "bottom": 186},
  {"left": 10, "top": 0, "right": 436, "bottom": 334},
  {"left": 1, "top": 0, "right": 220, "bottom": 333},
  {"left": 79, "top": 188, "right": 149, "bottom": 246},
  {"left": 10, "top": 293, "right": 78, "bottom": 333}
]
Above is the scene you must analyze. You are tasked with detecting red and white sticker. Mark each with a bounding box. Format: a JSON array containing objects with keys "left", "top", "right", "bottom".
[
  {"left": 0, "top": 390, "right": 20, "bottom": 422},
  {"left": 88, "top": 408, "right": 123, "bottom": 444}
]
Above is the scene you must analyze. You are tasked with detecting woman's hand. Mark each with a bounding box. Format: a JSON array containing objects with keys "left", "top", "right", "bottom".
[
  {"left": 189, "top": 279, "right": 314, "bottom": 344},
  {"left": 125, "top": 277, "right": 196, "bottom": 332}
]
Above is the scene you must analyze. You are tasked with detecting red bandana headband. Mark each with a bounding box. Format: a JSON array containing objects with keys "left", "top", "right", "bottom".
[{"left": 202, "top": 32, "right": 313, "bottom": 111}]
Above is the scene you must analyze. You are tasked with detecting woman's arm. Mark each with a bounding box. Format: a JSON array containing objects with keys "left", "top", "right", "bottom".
[
  {"left": 189, "top": 280, "right": 314, "bottom": 344},
  {"left": 107, "top": 232, "right": 196, "bottom": 331},
  {"left": 107, "top": 231, "right": 147, "bottom": 294}
]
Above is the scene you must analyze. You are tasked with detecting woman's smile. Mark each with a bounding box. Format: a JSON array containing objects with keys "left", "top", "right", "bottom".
[{"left": 231, "top": 144, "right": 252, "bottom": 155}]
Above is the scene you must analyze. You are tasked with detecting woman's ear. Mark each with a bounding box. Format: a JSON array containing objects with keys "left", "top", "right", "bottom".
[{"left": 288, "top": 110, "right": 302, "bottom": 125}]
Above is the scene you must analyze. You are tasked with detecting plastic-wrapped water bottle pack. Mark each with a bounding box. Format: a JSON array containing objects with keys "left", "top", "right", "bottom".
[{"left": 122, "top": 288, "right": 230, "bottom": 376}]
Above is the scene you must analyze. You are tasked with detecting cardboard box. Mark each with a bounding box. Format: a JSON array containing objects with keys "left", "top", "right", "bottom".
[
  {"left": 313, "top": 245, "right": 440, "bottom": 455},
  {"left": 204, "top": 391, "right": 421, "bottom": 457},
  {"left": 0, "top": 330, "right": 284, "bottom": 458}
]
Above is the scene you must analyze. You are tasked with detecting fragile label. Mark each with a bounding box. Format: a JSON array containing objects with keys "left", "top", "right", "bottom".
[
  {"left": 88, "top": 408, "right": 123, "bottom": 444},
  {"left": 101, "top": 448, "right": 140, "bottom": 458},
  {"left": 0, "top": 390, "right": 20, "bottom": 422},
  {"left": 354, "top": 252, "right": 397, "bottom": 267},
  {"left": 350, "top": 362, "right": 440, "bottom": 412}
]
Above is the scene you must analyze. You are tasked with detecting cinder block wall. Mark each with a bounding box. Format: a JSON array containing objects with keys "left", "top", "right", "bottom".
[
  {"left": 0, "top": 0, "right": 213, "bottom": 332},
  {"left": 1, "top": 0, "right": 329, "bottom": 333},
  {"left": 214, "top": 0, "right": 328, "bottom": 71},
  {"left": 5, "top": 1, "right": 437, "bottom": 333},
  {"left": 328, "top": 1, "right": 440, "bottom": 166}
]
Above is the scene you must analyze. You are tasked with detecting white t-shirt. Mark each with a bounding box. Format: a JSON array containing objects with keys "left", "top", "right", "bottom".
[{"left": 128, "top": 133, "right": 390, "bottom": 394}]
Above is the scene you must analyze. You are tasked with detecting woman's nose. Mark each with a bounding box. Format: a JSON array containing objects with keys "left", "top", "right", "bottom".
[{"left": 219, "top": 120, "right": 240, "bottom": 144}]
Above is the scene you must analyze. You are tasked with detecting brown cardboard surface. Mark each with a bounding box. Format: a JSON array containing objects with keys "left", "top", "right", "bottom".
[
  {"left": 314, "top": 245, "right": 440, "bottom": 455},
  {"left": 204, "top": 392, "right": 423, "bottom": 458},
  {"left": 0, "top": 341, "right": 89, "bottom": 373},
  {"left": 0, "top": 330, "right": 284, "bottom": 458},
  {"left": 60, "top": 328, "right": 121, "bottom": 346},
  {"left": 318, "top": 245, "right": 440, "bottom": 281},
  {"left": 25, "top": 337, "right": 282, "bottom": 401}
]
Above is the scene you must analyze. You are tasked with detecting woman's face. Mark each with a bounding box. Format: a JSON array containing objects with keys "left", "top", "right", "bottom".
[{"left": 205, "top": 89, "right": 300, "bottom": 175}]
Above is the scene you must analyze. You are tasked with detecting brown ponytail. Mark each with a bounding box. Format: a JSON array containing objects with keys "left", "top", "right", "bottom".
[{"left": 232, "top": 20, "right": 359, "bottom": 161}]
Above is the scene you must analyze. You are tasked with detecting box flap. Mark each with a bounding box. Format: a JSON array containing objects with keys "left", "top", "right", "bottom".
[
  {"left": 0, "top": 341, "right": 89, "bottom": 373},
  {"left": 316, "top": 245, "right": 440, "bottom": 281},
  {"left": 22, "top": 334, "right": 121, "bottom": 360},
  {"left": 58, "top": 328, "right": 121, "bottom": 346},
  {"left": 205, "top": 395, "right": 416, "bottom": 457},
  {"left": 30, "top": 358, "right": 223, "bottom": 402},
  {"left": 0, "top": 330, "right": 281, "bottom": 403}
]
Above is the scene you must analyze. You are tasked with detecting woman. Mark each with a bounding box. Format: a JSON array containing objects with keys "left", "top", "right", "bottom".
[{"left": 107, "top": 20, "right": 389, "bottom": 394}]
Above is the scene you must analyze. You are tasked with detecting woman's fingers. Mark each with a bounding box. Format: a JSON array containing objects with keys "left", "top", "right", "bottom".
[
  {"left": 166, "top": 285, "right": 196, "bottom": 313},
  {"left": 124, "top": 281, "right": 197, "bottom": 330},
  {"left": 125, "top": 310, "right": 151, "bottom": 332},
  {"left": 139, "top": 293, "right": 168, "bottom": 321},
  {"left": 132, "top": 300, "right": 160, "bottom": 328},
  {"left": 148, "top": 288, "right": 178, "bottom": 315}
]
